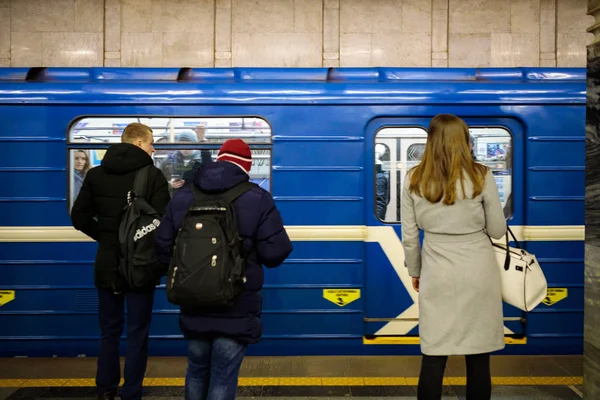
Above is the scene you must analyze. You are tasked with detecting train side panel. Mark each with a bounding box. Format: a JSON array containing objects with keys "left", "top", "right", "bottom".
[
  {"left": 0, "top": 104, "right": 370, "bottom": 356},
  {"left": 0, "top": 67, "right": 586, "bottom": 356}
]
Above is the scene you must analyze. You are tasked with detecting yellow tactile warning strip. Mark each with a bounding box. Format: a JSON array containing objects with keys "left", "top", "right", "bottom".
[
  {"left": 363, "top": 377, "right": 407, "bottom": 386},
  {"left": 238, "top": 378, "right": 279, "bottom": 386},
  {"left": 62, "top": 378, "right": 98, "bottom": 387},
  {"left": 446, "top": 377, "right": 467, "bottom": 385},
  {"left": 0, "top": 376, "right": 583, "bottom": 388},
  {"left": 532, "top": 376, "right": 584, "bottom": 385},
  {"left": 322, "top": 377, "right": 365, "bottom": 386},
  {"left": 147, "top": 378, "right": 185, "bottom": 386},
  {"left": 278, "top": 377, "right": 322, "bottom": 386}
]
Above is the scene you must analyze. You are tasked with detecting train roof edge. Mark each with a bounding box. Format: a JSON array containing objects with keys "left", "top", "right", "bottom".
[{"left": 0, "top": 67, "right": 586, "bottom": 83}]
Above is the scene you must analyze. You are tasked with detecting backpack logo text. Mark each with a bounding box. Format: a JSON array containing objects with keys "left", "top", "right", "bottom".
[{"left": 133, "top": 219, "right": 161, "bottom": 242}]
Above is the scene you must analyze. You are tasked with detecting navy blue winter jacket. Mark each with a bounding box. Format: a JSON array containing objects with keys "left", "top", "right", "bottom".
[{"left": 154, "top": 161, "right": 293, "bottom": 344}]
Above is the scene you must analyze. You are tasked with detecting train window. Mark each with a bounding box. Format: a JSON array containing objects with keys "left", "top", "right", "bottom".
[
  {"left": 469, "top": 127, "right": 512, "bottom": 219},
  {"left": 374, "top": 126, "right": 512, "bottom": 223},
  {"left": 69, "top": 117, "right": 271, "bottom": 144},
  {"left": 68, "top": 117, "right": 272, "bottom": 210}
]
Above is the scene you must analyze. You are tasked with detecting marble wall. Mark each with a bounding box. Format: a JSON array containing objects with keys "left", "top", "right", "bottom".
[
  {"left": 586, "top": 2, "right": 600, "bottom": 398},
  {"left": 1, "top": 0, "right": 594, "bottom": 68}
]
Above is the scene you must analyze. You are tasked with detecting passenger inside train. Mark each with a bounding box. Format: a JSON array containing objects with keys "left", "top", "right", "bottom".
[
  {"left": 72, "top": 149, "right": 91, "bottom": 204},
  {"left": 374, "top": 143, "right": 390, "bottom": 221},
  {"left": 159, "top": 127, "right": 213, "bottom": 196}
]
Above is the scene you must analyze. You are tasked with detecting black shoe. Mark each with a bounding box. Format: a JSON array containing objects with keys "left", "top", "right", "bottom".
[{"left": 97, "top": 393, "right": 115, "bottom": 400}]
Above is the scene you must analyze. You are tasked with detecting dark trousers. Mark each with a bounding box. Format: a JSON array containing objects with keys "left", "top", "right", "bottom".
[
  {"left": 96, "top": 288, "right": 155, "bottom": 400},
  {"left": 185, "top": 337, "right": 247, "bottom": 400},
  {"left": 417, "top": 353, "right": 491, "bottom": 400}
]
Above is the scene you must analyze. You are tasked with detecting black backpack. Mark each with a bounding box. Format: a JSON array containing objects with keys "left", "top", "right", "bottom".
[
  {"left": 166, "top": 181, "right": 256, "bottom": 309},
  {"left": 118, "top": 165, "right": 165, "bottom": 289}
]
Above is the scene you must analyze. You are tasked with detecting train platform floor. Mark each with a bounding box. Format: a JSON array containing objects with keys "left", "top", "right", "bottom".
[{"left": 0, "top": 355, "right": 584, "bottom": 399}]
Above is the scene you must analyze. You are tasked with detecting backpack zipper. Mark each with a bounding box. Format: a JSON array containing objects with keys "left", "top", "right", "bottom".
[{"left": 170, "top": 266, "right": 178, "bottom": 289}]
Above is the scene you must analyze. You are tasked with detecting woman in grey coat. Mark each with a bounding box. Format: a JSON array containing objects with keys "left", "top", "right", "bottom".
[{"left": 401, "top": 114, "right": 507, "bottom": 400}]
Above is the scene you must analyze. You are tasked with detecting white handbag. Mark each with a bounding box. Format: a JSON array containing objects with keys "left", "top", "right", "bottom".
[{"left": 491, "top": 227, "right": 547, "bottom": 312}]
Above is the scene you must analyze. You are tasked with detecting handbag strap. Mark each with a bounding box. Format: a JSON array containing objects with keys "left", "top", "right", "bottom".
[
  {"left": 507, "top": 225, "right": 521, "bottom": 249},
  {"left": 502, "top": 229, "right": 510, "bottom": 271},
  {"left": 489, "top": 225, "right": 515, "bottom": 271}
]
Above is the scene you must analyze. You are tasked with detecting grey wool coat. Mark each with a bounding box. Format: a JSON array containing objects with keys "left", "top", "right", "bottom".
[{"left": 401, "top": 169, "right": 507, "bottom": 356}]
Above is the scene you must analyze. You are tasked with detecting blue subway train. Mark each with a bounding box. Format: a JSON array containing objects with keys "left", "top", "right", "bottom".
[{"left": 0, "top": 67, "right": 586, "bottom": 357}]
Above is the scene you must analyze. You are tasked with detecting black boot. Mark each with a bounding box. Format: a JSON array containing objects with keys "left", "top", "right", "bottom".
[{"left": 97, "top": 392, "right": 115, "bottom": 400}]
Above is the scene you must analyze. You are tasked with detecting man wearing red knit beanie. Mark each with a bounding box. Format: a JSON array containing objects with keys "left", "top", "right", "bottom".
[
  {"left": 216, "top": 138, "right": 253, "bottom": 174},
  {"left": 156, "top": 138, "right": 293, "bottom": 400}
]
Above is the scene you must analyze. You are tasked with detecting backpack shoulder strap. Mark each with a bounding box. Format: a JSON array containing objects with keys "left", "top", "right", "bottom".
[
  {"left": 221, "top": 181, "right": 257, "bottom": 205},
  {"left": 191, "top": 181, "right": 257, "bottom": 205},
  {"left": 132, "top": 165, "right": 151, "bottom": 199},
  {"left": 191, "top": 184, "right": 204, "bottom": 203}
]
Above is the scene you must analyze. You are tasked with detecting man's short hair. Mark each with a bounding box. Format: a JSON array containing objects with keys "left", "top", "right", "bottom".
[{"left": 121, "top": 123, "right": 152, "bottom": 144}]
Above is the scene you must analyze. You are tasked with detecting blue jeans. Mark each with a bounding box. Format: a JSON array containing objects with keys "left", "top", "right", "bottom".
[
  {"left": 96, "top": 288, "right": 155, "bottom": 400},
  {"left": 185, "top": 337, "right": 247, "bottom": 400}
]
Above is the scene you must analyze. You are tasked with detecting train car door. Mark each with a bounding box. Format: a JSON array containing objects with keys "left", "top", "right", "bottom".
[{"left": 363, "top": 116, "right": 524, "bottom": 348}]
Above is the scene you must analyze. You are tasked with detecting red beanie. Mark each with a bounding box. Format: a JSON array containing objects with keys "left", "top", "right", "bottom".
[{"left": 217, "top": 138, "right": 252, "bottom": 174}]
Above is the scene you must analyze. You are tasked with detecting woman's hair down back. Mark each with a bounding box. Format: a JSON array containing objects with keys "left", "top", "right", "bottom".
[{"left": 408, "top": 114, "right": 488, "bottom": 205}]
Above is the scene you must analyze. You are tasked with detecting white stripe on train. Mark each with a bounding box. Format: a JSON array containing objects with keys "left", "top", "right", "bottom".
[{"left": 0, "top": 225, "right": 584, "bottom": 242}]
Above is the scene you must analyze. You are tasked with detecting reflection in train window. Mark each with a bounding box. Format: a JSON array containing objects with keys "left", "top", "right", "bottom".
[
  {"left": 374, "top": 126, "right": 512, "bottom": 223},
  {"left": 67, "top": 117, "right": 272, "bottom": 210},
  {"left": 69, "top": 116, "right": 271, "bottom": 144},
  {"left": 407, "top": 143, "right": 425, "bottom": 162},
  {"left": 375, "top": 143, "right": 391, "bottom": 220}
]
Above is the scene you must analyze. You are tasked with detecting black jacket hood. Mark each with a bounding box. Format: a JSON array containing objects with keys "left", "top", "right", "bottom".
[{"left": 101, "top": 143, "right": 153, "bottom": 174}]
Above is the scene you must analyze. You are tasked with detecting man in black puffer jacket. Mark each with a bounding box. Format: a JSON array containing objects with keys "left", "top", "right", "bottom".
[{"left": 71, "top": 123, "right": 170, "bottom": 400}]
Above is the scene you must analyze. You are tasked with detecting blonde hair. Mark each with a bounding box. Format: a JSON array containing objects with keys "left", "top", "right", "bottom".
[
  {"left": 74, "top": 150, "right": 91, "bottom": 173},
  {"left": 409, "top": 114, "right": 488, "bottom": 205},
  {"left": 121, "top": 123, "right": 152, "bottom": 144}
]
